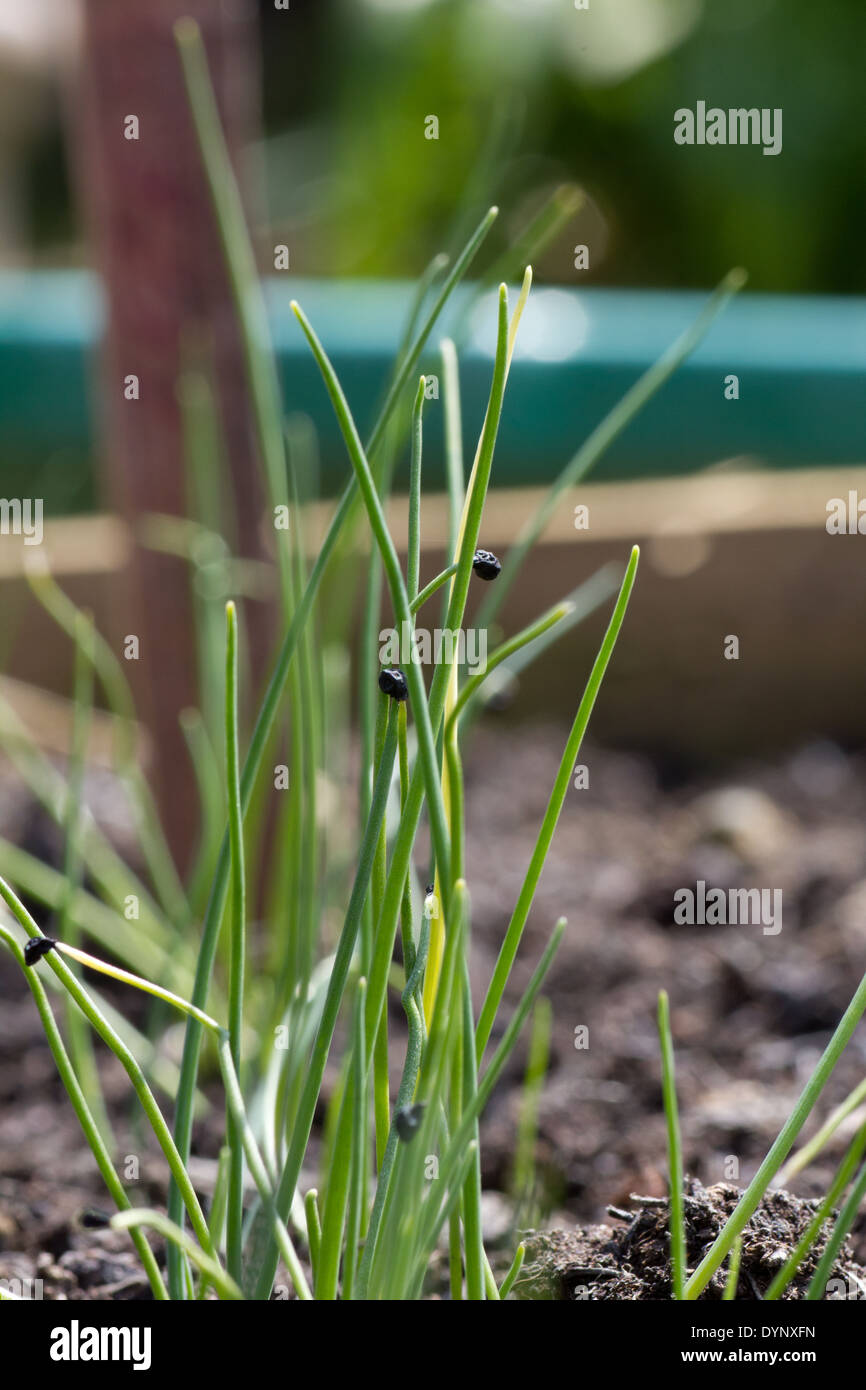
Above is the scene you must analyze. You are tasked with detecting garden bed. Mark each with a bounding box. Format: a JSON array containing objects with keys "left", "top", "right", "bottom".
[{"left": 2, "top": 724, "right": 866, "bottom": 1298}]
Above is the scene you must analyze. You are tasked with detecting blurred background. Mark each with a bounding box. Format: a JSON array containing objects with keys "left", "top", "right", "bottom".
[
  {"left": 0, "top": 0, "right": 862, "bottom": 814},
  {"left": 4, "top": 0, "right": 864, "bottom": 291}
]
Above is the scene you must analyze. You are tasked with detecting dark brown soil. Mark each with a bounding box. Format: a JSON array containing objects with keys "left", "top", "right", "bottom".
[
  {"left": 3, "top": 727, "right": 866, "bottom": 1298},
  {"left": 514, "top": 1181, "right": 866, "bottom": 1300},
  {"left": 462, "top": 728, "right": 866, "bottom": 1264}
]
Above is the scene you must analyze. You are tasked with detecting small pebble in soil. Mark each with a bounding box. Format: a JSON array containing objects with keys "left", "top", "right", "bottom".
[
  {"left": 472, "top": 548, "right": 501, "bottom": 581},
  {"left": 378, "top": 667, "right": 409, "bottom": 702},
  {"left": 24, "top": 937, "right": 56, "bottom": 967}
]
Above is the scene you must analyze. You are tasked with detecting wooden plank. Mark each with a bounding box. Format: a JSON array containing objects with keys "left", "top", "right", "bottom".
[
  {"left": 0, "top": 674, "right": 147, "bottom": 767},
  {"left": 4, "top": 463, "right": 866, "bottom": 762},
  {"left": 302, "top": 463, "right": 866, "bottom": 548}
]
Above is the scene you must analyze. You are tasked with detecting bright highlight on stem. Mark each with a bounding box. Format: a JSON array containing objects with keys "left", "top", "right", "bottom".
[{"left": 24, "top": 935, "right": 222, "bottom": 1033}]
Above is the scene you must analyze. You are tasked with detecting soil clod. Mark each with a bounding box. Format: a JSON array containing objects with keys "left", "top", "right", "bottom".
[{"left": 513, "top": 1180, "right": 866, "bottom": 1300}]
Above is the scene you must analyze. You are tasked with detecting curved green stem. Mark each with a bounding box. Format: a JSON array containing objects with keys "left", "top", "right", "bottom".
[
  {"left": 356, "top": 915, "right": 430, "bottom": 1297},
  {"left": 291, "top": 298, "right": 456, "bottom": 902},
  {"left": 445, "top": 599, "right": 573, "bottom": 739},
  {"left": 684, "top": 961, "right": 866, "bottom": 1298},
  {"left": 165, "top": 180, "right": 496, "bottom": 1299},
  {"left": 0, "top": 925, "right": 167, "bottom": 1300},
  {"left": 658, "top": 990, "right": 685, "bottom": 1300},
  {"left": 499, "top": 1243, "right": 526, "bottom": 1300},
  {"left": 475, "top": 546, "right": 640, "bottom": 1058},
  {"left": 112, "top": 1210, "right": 241, "bottom": 1301},
  {"left": 766, "top": 1119, "right": 866, "bottom": 1300},
  {"left": 224, "top": 601, "right": 246, "bottom": 1284},
  {"left": 216, "top": 1035, "right": 312, "bottom": 1300},
  {"left": 807, "top": 1157, "right": 866, "bottom": 1299},
  {"left": 1, "top": 901, "right": 216, "bottom": 1278},
  {"left": 248, "top": 704, "right": 399, "bottom": 1297},
  {"left": 475, "top": 268, "right": 746, "bottom": 634},
  {"left": 410, "top": 564, "right": 459, "bottom": 615},
  {"left": 407, "top": 376, "right": 425, "bottom": 602}
]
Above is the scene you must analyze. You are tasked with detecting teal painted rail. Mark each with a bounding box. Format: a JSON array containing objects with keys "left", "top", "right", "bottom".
[{"left": 0, "top": 271, "right": 863, "bottom": 513}]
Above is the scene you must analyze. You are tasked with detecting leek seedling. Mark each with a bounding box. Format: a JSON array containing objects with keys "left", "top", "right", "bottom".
[{"left": 0, "top": 19, "right": 783, "bottom": 1307}]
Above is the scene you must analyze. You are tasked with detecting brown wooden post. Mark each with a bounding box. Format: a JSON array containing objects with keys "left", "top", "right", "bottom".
[{"left": 74, "top": 0, "right": 271, "bottom": 870}]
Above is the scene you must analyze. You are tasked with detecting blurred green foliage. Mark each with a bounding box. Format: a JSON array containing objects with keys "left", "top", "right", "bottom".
[
  {"left": 260, "top": 0, "right": 864, "bottom": 292},
  {"left": 18, "top": 0, "right": 863, "bottom": 294}
]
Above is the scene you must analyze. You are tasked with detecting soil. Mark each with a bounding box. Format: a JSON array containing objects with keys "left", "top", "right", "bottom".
[
  {"left": 514, "top": 1182, "right": 866, "bottom": 1300},
  {"left": 3, "top": 727, "right": 866, "bottom": 1299}
]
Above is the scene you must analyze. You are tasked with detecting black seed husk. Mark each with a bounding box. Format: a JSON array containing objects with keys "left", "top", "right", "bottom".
[
  {"left": 24, "top": 937, "right": 56, "bottom": 967},
  {"left": 472, "top": 548, "right": 501, "bottom": 581},
  {"left": 378, "top": 667, "right": 409, "bottom": 702},
  {"left": 394, "top": 1102, "right": 426, "bottom": 1142}
]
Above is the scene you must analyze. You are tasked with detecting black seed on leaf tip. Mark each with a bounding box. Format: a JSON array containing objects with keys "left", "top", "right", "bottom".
[
  {"left": 472, "top": 549, "right": 501, "bottom": 581},
  {"left": 24, "top": 937, "right": 56, "bottom": 967},
  {"left": 394, "top": 1102, "right": 426, "bottom": 1142},
  {"left": 378, "top": 667, "right": 408, "bottom": 702}
]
